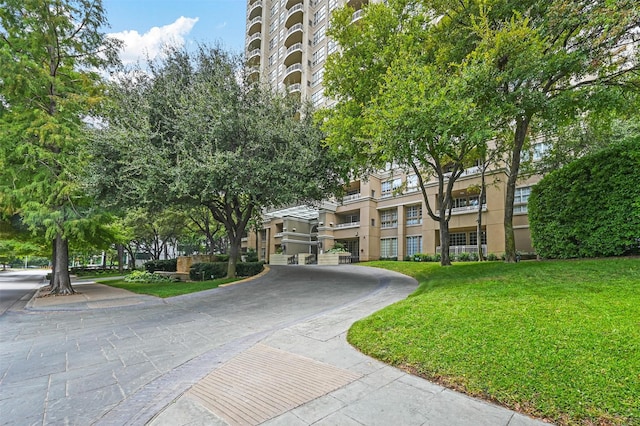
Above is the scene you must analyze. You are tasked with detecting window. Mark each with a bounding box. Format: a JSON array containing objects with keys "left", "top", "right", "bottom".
[
  {"left": 327, "top": 39, "right": 338, "bottom": 55},
  {"left": 311, "top": 90, "right": 324, "bottom": 107},
  {"left": 268, "top": 53, "right": 277, "bottom": 66},
  {"left": 269, "top": 37, "right": 277, "bottom": 50},
  {"left": 328, "top": 0, "right": 338, "bottom": 11},
  {"left": 380, "top": 209, "right": 398, "bottom": 229},
  {"left": 533, "top": 142, "right": 549, "bottom": 161},
  {"left": 312, "top": 47, "right": 325, "bottom": 66},
  {"left": 406, "top": 205, "right": 422, "bottom": 225},
  {"left": 450, "top": 233, "right": 467, "bottom": 246},
  {"left": 270, "top": 3, "right": 278, "bottom": 16},
  {"left": 269, "top": 20, "right": 276, "bottom": 33},
  {"left": 311, "top": 69, "right": 324, "bottom": 87},
  {"left": 313, "top": 7, "right": 326, "bottom": 25},
  {"left": 313, "top": 25, "right": 325, "bottom": 45},
  {"left": 514, "top": 186, "right": 531, "bottom": 214},
  {"left": 381, "top": 178, "right": 401, "bottom": 197},
  {"left": 469, "top": 231, "right": 487, "bottom": 246},
  {"left": 380, "top": 238, "right": 398, "bottom": 258},
  {"left": 406, "top": 236, "right": 422, "bottom": 257},
  {"left": 344, "top": 213, "right": 359, "bottom": 223},
  {"left": 406, "top": 175, "right": 418, "bottom": 191}
]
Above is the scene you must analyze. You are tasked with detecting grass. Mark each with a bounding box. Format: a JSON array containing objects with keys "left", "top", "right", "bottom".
[
  {"left": 97, "top": 277, "right": 240, "bottom": 298},
  {"left": 350, "top": 258, "right": 640, "bottom": 425}
]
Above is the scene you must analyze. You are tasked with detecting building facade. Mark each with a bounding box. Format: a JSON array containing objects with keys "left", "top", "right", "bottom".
[{"left": 242, "top": 0, "right": 540, "bottom": 261}]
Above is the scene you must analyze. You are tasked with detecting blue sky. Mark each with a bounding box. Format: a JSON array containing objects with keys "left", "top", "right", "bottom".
[{"left": 102, "top": 0, "right": 247, "bottom": 64}]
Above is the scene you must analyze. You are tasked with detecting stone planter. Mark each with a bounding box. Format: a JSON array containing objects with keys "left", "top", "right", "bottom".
[
  {"left": 269, "top": 254, "right": 291, "bottom": 265},
  {"left": 318, "top": 252, "right": 351, "bottom": 266}
]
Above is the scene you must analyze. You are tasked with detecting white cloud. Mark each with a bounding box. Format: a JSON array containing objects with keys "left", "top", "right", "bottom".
[{"left": 109, "top": 16, "right": 199, "bottom": 65}]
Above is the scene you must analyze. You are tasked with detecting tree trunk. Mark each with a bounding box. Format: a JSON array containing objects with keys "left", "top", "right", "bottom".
[
  {"left": 439, "top": 212, "right": 452, "bottom": 266},
  {"left": 50, "top": 233, "right": 75, "bottom": 295},
  {"left": 49, "top": 238, "right": 56, "bottom": 287},
  {"left": 117, "top": 244, "right": 124, "bottom": 274},
  {"left": 227, "top": 234, "right": 241, "bottom": 278},
  {"left": 504, "top": 115, "right": 530, "bottom": 262}
]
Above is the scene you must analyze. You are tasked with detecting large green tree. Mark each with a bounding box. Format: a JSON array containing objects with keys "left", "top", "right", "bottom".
[
  {"left": 0, "top": 0, "right": 121, "bottom": 293},
  {"left": 89, "top": 46, "right": 345, "bottom": 277},
  {"left": 323, "top": 1, "right": 492, "bottom": 265},
  {"left": 324, "top": 0, "right": 640, "bottom": 262}
]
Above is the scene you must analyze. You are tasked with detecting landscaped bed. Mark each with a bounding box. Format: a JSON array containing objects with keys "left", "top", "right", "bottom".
[{"left": 350, "top": 258, "right": 640, "bottom": 425}]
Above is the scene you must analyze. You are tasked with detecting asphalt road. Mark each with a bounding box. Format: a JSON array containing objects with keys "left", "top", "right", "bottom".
[
  {"left": 0, "top": 265, "right": 417, "bottom": 425},
  {"left": 0, "top": 269, "right": 48, "bottom": 316}
]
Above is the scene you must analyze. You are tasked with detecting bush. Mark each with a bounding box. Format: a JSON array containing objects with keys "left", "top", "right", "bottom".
[
  {"left": 124, "top": 270, "right": 174, "bottom": 283},
  {"left": 458, "top": 252, "right": 471, "bottom": 261},
  {"left": 412, "top": 253, "right": 434, "bottom": 262},
  {"left": 190, "top": 262, "right": 228, "bottom": 281},
  {"left": 487, "top": 253, "right": 498, "bottom": 261},
  {"left": 144, "top": 259, "right": 177, "bottom": 273},
  {"left": 189, "top": 261, "right": 265, "bottom": 281},
  {"left": 529, "top": 138, "right": 640, "bottom": 258},
  {"left": 245, "top": 249, "right": 259, "bottom": 262},
  {"left": 236, "top": 261, "right": 264, "bottom": 277}
]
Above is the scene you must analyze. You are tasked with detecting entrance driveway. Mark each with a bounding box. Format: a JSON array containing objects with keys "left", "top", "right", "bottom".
[{"left": 0, "top": 266, "right": 548, "bottom": 425}]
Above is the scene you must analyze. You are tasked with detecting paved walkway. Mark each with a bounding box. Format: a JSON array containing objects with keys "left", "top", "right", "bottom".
[{"left": 1, "top": 266, "right": 550, "bottom": 425}]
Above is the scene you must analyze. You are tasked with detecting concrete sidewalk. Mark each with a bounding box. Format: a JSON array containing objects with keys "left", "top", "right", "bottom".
[{"left": 22, "top": 271, "right": 550, "bottom": 426}]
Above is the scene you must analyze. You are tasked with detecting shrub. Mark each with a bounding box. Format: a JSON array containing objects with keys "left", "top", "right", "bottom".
[
  {"left": 217, "top": 254, "right": 230, "bottom": 262},
  {"left": 412, "top": 253, "right": 434, "bottom": 262},
  {"left": 190, "top": 262, "right": 228, "bottom": 281},
  {"left": 144, "top": 259, "right": 177, "bottom": 273},
  {"left": 124, "top": 270, "right": 174, "bottom": 283},
  {"left": 529, "top": 138, "right": 640, "bottom": 258},
  {"left": 458, "top": 252, "right": 471, "bottom": 261},
  {"left": 236, "top": 261, "right": 264, "bottom": 277},
  {"left": 487, "top": 253, "right": 498, "bottom": 261},
  {"left": 245, "top": 249, "right": 259, "bottom": 262}
]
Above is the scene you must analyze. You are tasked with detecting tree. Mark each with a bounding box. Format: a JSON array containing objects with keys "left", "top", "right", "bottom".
[
  {"left": 459, "top": 0, "right": 640, "bottom": 261},
  {"left": 89, "top": 45, "right": 345, "bottom": 277},
  {"left": 323, "top": 0, "right": 492, "bottom": 265},
  {"left": 0, "top": 0, "right": 121, "bottom": 293}
]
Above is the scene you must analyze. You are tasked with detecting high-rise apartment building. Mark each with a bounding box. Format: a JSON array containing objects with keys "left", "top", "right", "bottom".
[{"left": 243, "top": 0, "right": 540, "bottom": 262}]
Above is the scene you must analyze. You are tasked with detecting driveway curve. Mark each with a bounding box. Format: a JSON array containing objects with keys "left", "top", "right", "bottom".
[{"left": 0, "top": 265, "right": 417, "bottom": 425}]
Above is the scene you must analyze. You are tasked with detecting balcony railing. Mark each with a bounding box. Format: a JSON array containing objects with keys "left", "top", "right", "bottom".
[
  {"left": 247, "top": 48, "right": 260, "bottom": 60},
  {"left": 288, "top": 83, "right": 301, "bottom": 93},
  {"left": 286, "top": 42, "right": 303, "bottom": 55},
  {"left": 351, "top": 9, "right": 363, "bottom": 22},
  {"left": 335, "top": 221, "right": 360, "bottom": 229},
  {"left": 247, "top": 33, "right": 261, "bottom": 44},
  {"left": 434, "top": 204, "right": 487, "bottom": 216},
  {"left": 436, "top": 245, "right": 488, "bottom": 256},
  {"left": 247, "top": 15, "right": 262, "bottom": 32},
  {"left": 342, "top": 193, "right": 361, "bottom": 202},
  {"left": 247, "top": 0, "right": 262, "bottom": 17},
  {"left": 287, "top": 3, "right": 303, "bottom": 18},
  {"left": 286, "top": 23, "right": 303, "bottom": 38},
  {"left": 284, "top": 63, "right": 302, "bottom": 76}
]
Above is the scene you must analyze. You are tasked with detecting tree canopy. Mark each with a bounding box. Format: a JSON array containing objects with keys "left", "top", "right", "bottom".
[
  {"left": 89, "top": 45, "right": 346, "bottom": 277},
  {"left": 0, "top": 0, "right": 121, "bottom": 293},
  {"left": 323, "top": 0, "right": 640, "bottom": 261}
]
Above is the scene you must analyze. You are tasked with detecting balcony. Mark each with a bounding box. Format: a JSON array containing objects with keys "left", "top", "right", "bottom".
[
  {"left": 335, "top": 221, "right": 360, "bottom": 229},
  {"left": 247, "top": 0, "right": 262, "bottom": 20},
  {"left": 247, "top": 16, "right": 262, "bottom": 35},
  {"left": 286, "top": 0, "right": 302, "bottom": 9},
  {"left": 247, "top": 66, "right": 260, "bottom": 80},
  {"left": 286, "top": 3, "right": 304, "bottom": 27},
  {"left": 247, "top": 48, "right": 261, "bottom": 62},
  {"left": 284, "top": 42, "right": 302, "bottom": 67},
  {"left": 342, "top": 193, "right": 361, "bottom": 203},
  {"left": 434, "top": 204, "right": 487, "bottom": 216},
  {"left": 288, "top": 83, "right": 301, "bottom": 93},
  {"left": 284, "top": 63, "right": 302, "bottom": 80},
  {"left": 247, "top": 32, "right": 261, "bottom": 50},
  {"left": 285, "top": 23, "right": 303, "bottom": 46}
]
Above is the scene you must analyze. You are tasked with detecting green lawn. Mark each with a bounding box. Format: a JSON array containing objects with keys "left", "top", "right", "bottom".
[
  {"left": 350, "top": 258, "right": 640, "bottom": 425},
  {"left": 98, "top": 277, "right": 239, "bottom": 298}
]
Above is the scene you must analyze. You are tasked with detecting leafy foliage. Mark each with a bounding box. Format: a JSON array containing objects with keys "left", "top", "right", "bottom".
[
  {"left": 529, "top": 138, "right": 640, "bottom": 258},
  {"left": 144, "top": 259, "right": 177, "bottom": 273},
  {"left": 124, "top": 270, "right": 174, "bottom": 283},
  {"left": 89, "top": 45, "right": 345, "bottom": 278}
]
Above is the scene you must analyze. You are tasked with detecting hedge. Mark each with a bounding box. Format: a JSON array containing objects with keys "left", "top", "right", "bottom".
[
  {"left": 528, "top": 138, "right": 640, "bottom": 258},
  {"left": 189, "top": 261, "right": 264, "bottom": 281},
  {"left": 144, "top": 259, "right": 177, "bottom": 273}
]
